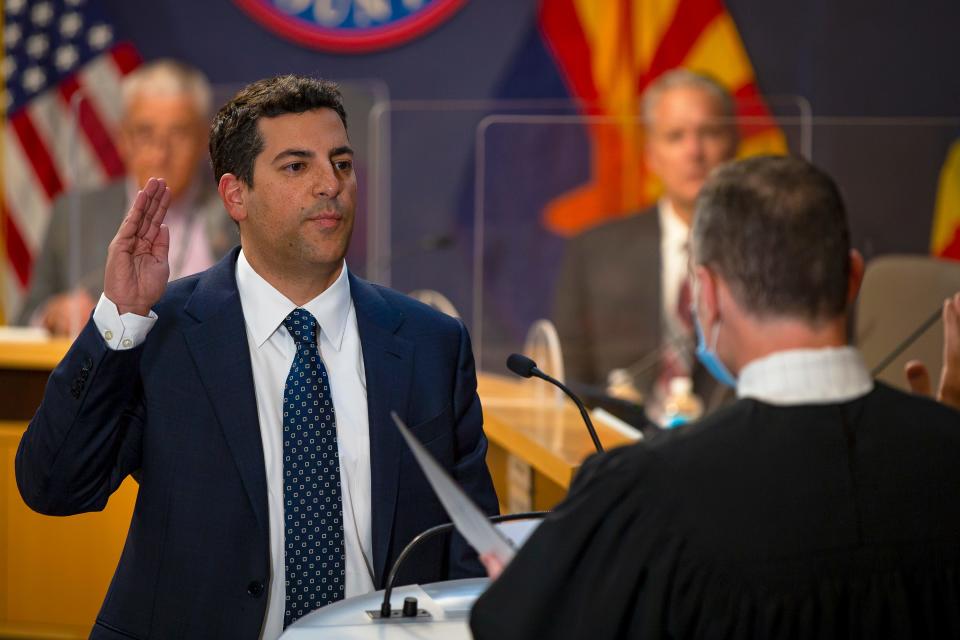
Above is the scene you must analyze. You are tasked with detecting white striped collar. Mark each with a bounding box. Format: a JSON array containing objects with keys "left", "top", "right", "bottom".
[{"left": 736, "top": 346, "right": 874, "bottom": 405}]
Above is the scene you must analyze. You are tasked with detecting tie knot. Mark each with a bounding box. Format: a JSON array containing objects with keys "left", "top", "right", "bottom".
[{"left": 283, "top": 308, "right": 318, "bottom": 349}]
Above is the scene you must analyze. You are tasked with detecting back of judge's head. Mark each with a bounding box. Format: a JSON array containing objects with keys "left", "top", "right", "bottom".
[{"left": 691, "top": 155, "right": 852, "bottom": 323}]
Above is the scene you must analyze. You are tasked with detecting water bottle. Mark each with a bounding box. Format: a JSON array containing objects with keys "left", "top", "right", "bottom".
[{"left": 660, "top": 376, "right": 703, "bottom": 429}]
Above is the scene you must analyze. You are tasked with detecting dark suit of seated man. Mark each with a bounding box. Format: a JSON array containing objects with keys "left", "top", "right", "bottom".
[
  {"left": 471, "top": 155, "right": 960, "bottom": 639},
  {"left": 16, "top": 75, "right": 498, "bottom": 640},
  {"left": 552, "top": 70, "right": 739, "bottom": 417}
]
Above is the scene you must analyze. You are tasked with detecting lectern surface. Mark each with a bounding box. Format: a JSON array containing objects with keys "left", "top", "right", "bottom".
[{"left": 280, "top": 577, "right": 488, "bottom": 639}]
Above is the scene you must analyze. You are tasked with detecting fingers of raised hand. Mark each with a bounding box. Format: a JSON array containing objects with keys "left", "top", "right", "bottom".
[
  {"left": 942, "top": 293, "right": 960, "bottom": 363},
  {"left": 931, "top": 293, "right": 960, "bottom": 411},
  {"left": 904, "top": 360, "right": 932, "bottom": 397},
  {"left": 152, "top": 223, "right": 170, "bottom": 259},
  {"left": 117, "top": 187, "right": 150, "bottom": 241},
  {"left": 138, "top": 178, "right": 169, "bottom": 242}
]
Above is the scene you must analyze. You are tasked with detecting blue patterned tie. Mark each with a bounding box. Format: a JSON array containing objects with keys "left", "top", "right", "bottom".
[{"left": 281, "top": 308, "right": 345, "bottom": 627}]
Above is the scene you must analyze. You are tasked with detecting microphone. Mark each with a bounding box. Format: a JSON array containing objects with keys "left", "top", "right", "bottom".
[
  {"left": 506, "top": 353, "right": 604, "bottom": 453},
  {"left": 373, "top": 511, "right": 549, "bottom": 620}
]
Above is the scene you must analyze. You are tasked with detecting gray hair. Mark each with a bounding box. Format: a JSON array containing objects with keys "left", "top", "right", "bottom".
[
  {"left": 121, "top": 59, "right": 212, "bottom": 118},
  {"left": 641, "top": 69, "right": 735, "bottom": 126},
  {"left": 691, "top": 155, "right": 852, "bottom": 321}
]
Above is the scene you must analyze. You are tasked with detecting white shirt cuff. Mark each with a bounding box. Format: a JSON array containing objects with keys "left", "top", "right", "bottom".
[{"left": 92, "top": 293, "right": 157, "bottom": 350}]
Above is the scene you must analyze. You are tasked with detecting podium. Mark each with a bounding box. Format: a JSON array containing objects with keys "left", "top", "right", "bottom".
[{"left": 281, "top": 577, "right": 488, "bottom": 639}]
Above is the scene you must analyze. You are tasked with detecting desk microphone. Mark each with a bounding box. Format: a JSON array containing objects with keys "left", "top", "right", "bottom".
[
  {"left": 506, "top": 353, "right": 604, "bottom": 453},
  {"left": 374, "top": 511, "right": 549, "bottom": 620}
]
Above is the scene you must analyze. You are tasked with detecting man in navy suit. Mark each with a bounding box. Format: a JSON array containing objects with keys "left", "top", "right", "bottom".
[{"left": 16, "top": 75, "right": 498, "bottom": 639}]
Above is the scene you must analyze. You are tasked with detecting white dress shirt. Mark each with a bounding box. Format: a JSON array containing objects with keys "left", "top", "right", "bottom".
[
  {"left": 737, "top": 346, "right": 875, "bottom": 405},
  {"left": 92, "top": 250, "right": 374, "bottom": 640},
  {"left": 658, "top": 199, "right": 691, "bottom": 333}
]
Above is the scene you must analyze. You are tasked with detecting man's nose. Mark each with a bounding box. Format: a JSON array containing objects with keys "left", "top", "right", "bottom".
[
  {"left": 687, "top": 132, "right": 706, "bottom": 159},
  {"left": 313, "top": 166, "right": 340, "bottom": 198}
]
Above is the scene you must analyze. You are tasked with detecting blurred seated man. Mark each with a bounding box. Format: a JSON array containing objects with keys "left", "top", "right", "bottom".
[
  {"left": 553, "top": 69, "right": 739, "bottom": 415},
  {"left": 473, "top": 156, "right": 960, "bottom": 639},
  {"left": 17, "top": 59, "right": 235, "bottom": 335}
]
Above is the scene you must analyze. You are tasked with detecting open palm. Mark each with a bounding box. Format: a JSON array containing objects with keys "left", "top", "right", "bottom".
[
  {"left": 905, "top": 292, "right": 960, "bottom": 411},
  {"left": 104, "top": 178, "right": 172, "bottom": 316}
]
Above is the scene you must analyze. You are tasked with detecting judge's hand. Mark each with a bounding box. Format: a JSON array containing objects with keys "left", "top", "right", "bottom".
[
  {"left": 104, "top": 178, "right": 171, "bottom": 317},
  {"left": 39, "top": 288, "right": 96, "bottom": 336},
  {"left": 479, "top": 552, "right": 507, "bottom": 581},
  {"left": 905, "top": 292, "right": 960, "bottom": 410}
]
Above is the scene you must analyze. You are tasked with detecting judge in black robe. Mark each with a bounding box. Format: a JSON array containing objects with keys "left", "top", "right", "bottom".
[
  {"left": 471, "top": 155, "right": 960, "bottom": 639},
  {"left": 472, "top": 385, "right": 960, "bottom": 639}
]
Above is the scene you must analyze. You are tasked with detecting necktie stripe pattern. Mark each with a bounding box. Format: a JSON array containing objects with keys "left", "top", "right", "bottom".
[{"left": 282, "top": 308, "right": 345, "bottom": 627}]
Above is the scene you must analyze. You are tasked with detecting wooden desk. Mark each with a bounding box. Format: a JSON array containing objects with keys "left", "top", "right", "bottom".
[
  {"left": 478, "top": 373, "right": 636, "bottom": 512},
  {"left": 0, "top": 336, "right": 136, "bottom": 638},
  {"left": 0, "top": 338, "right": 636, "bottom": 637},
  {"left": 0, "top": 336, "right": 73, "bottom": 422}
]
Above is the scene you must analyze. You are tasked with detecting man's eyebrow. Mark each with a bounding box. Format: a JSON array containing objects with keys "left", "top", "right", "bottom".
[
  {"left": 272, "top": 148, "right": 314, "bottom": 163},
  {"left": 331, "top": 145, "right": 354, "bottom": 157}
]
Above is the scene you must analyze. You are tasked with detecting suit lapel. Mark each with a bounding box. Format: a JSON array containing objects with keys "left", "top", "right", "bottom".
[
  {"left": 350, "top": 274, "right": 414, "bottom": 586},
  {"left": 182, "top": 249, "right": 269, "bottom": 536}
]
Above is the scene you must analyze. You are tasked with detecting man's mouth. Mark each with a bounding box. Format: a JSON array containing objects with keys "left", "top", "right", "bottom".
[{"left": 305, "top": 211, "right": 343, "bottom": 228}]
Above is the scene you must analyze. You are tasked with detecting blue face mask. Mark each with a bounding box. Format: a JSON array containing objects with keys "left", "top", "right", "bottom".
[{"left": 692, "top": 307, "right": 738, "bottom": 388}]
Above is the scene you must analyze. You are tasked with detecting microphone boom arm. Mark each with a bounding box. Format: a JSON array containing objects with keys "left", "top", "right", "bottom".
[
  {"left": 375, "top": 511, "right": 550, "bottom": 619},
  {"left": 535, "top": 369, "right": 604, "bottom": 453}
]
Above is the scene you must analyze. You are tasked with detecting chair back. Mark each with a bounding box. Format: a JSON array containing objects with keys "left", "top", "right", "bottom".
[
  {"left": 408, "top": 289, "right": 461, "bottom": 319},
  {"left": 856, "top": 254, "right": 960, "bottom": 391}
]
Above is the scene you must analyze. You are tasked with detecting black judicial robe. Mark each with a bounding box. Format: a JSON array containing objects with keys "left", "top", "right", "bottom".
[{"left": 471, "top": 383, "right": 960, "bottom": 639}]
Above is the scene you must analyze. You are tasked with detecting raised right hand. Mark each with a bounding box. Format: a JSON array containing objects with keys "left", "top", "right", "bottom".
[
  {"left": 905, "top": 292, "right": 960, "bottom": 411},
  {"left": 104, "top": 177, "right": 171, "bottom": 317}
]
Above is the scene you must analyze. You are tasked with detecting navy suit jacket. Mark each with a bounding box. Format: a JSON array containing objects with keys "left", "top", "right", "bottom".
[{"left": 16, "top": 248, "right": 498, "bottom": 640}]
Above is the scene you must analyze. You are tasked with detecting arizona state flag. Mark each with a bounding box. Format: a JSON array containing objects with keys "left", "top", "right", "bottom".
[
  {"left": 538, "top": 0, "right": 787, "bottom": 236},
  {"left": 931, "top": 139, "right": 960, "bottom": 260}
]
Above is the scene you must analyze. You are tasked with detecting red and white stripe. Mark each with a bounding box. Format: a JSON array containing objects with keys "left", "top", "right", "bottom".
[{"left": 3, "top": 43, "right": 140, "bottom": 317}]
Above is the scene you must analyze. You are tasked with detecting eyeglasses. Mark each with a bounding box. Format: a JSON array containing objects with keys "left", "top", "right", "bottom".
[{"left": 124, "top": 125, "right": 199, "bottom": 151}]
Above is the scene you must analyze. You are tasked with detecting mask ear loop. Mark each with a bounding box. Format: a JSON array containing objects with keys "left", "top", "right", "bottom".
[
  {"left": 710, "top": 316, "right": 723, "bottom": 351},
  {"left": 693, "top": 274, "right": 722, "bottom": 352}
]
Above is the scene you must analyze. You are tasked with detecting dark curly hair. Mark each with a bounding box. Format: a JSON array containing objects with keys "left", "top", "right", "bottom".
[{"left": 208, "top": 75, "right": 347, "bottom": 188}]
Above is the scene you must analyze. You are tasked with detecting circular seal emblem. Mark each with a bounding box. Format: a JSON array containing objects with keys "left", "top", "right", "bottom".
[{"left": 233, "top": 0, "right": 466, "bottom": 53}]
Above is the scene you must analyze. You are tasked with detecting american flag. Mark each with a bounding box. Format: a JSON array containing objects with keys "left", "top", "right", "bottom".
[{"left": 2, "top": 0, "right": 140, "bottom": 321}]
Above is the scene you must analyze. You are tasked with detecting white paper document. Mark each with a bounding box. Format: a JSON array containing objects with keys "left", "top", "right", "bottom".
[{"left": 391, "top": 411, "right": 516, "bottom": 562}]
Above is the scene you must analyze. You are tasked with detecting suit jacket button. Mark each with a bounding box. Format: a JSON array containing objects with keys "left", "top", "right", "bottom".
[
  {"left": 83, "top": 357, "right": 94, "bottom": 369},
  {"left": 247, "top": 581, "right": 265, "bottom": 597}
]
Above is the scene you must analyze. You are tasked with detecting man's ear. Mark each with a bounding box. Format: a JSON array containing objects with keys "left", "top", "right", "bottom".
[
  {"left": 218, "top": 173, "right": 247, "bottom": 224},
  {"left": 847, "top": 249, "right": 865, "bottom": 306},
  {"left": 693, "top": 264, "right": 720, "bottom": 326}
]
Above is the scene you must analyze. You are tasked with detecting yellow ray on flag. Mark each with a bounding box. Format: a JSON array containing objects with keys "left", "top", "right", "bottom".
[{"left": 931, "top": 138, "right": 960, "bottom": 259}]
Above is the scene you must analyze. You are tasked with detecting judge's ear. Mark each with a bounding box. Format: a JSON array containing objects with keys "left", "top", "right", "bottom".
[
  {"left": 846, "top": 249, "right": 865, "bottom": 306},
  {"left": 218, "top": 173, "right": 247, "bottom": 224},
  {"left": 693, "top": 264, "right": 721, "bottom": 326}
]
